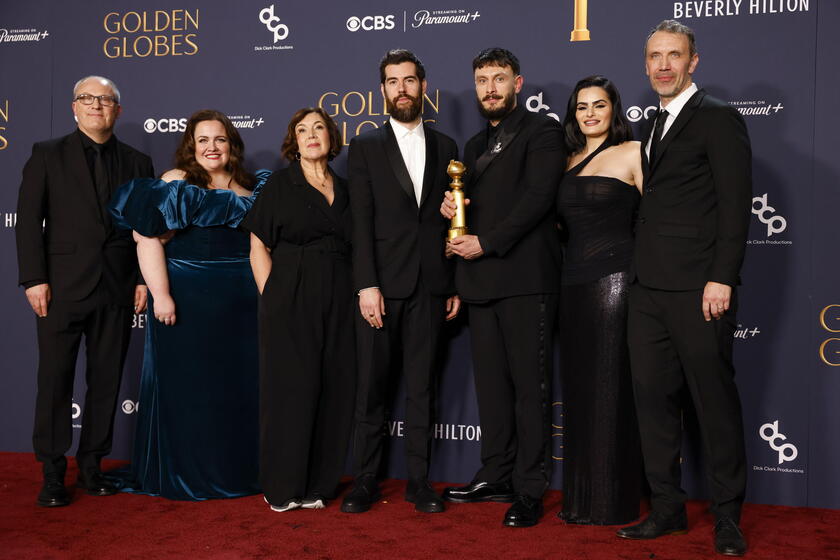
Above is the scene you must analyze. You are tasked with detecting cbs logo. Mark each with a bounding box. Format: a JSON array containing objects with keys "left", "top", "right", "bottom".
[
  {"left": 626, "top": 105, "right": 658, "bottom": 122},
  {"left": 819, "top": 304, "right": 840, "bottom": 366},
  {"left": 144, "top": 118, "right": 187, "bottom": 134},
  {"left": 346, "top": 15, "right": 395, "bottom": 32}
]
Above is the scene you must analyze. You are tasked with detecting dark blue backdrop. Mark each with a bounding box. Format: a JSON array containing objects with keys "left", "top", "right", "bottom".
[{"left": 2, "top": 0, "right": 836, "bottom": 509}]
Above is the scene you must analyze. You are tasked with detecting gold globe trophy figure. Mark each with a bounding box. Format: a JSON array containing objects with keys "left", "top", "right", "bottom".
[
  {"left": 571, "top": 0, "right": 590, "bottom": 42},
  {"left": 447, "top": 160, "right": 468, "bottom": 240}
]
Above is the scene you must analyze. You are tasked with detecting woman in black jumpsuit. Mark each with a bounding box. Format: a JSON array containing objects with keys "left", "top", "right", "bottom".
[{"left": 242, "top": 108, "right": 355, "bottom": 512}]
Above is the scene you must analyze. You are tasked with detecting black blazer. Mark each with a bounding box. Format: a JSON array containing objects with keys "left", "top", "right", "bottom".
[
  {"left": 634, "top": 89, "right": 752, "bottom": 290},
  {"left": 348, "top": 122, "right": 457, "bottom": 298},
  {"left": 456, "top": 105, "right": 565, "bottom": 301},
  {"left": 16, "top": 130, "right": 154, "bottom": 304}
]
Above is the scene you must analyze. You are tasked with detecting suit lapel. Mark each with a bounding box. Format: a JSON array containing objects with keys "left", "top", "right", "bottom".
[
  {"left": 418, "top": 126, "right": 438, "bottom": 209},
  {"left": 650, "top": 89, "right": 705, "bottom": 171},
  {"left": 63, "top": 132, "right": 102, "bottom": 219},
  {"left": 471, "top": 105, "right": 526, "bottom": 184},
  {"left": 381, "top": 122, "right": 416, "bottom": 202}
]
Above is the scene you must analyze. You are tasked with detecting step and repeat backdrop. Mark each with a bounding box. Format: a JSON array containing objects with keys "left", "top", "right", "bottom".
[{"left": 1, "top": 0, "right": 838, "bottom": 509}]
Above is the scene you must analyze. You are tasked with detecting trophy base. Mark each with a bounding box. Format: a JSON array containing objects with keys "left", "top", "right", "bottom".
[
  {"left": 570, "top": 29, "right": 590, "bottom": 42},
  {"left": 448, "top": 227, "right": 468, "bottom": 240}
]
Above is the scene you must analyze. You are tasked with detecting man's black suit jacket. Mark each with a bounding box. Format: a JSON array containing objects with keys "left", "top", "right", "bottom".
[
  {"left": 16, "top": 130, "right": 155, "bottom": 305},
  {"left": 348, "top": 122, "right": 457, "bottom": 299},
  {"left": 457, "top": 105, "right": 565, "bottom": 302},
  {"left": 634, "top": 89, "right": 752, "bottom": 290}
]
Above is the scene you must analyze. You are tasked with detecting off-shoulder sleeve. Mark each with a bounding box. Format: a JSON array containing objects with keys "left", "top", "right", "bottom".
[
  {"left": 240, "top": 171, "right": 280, "bottom": 248},
  {"left": 110, "top": 169, "right": 273, "bottom": 237}
]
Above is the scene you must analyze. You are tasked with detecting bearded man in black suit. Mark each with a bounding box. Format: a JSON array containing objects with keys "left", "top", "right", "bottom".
[
  {"left": 16, "top": 76, "right": 154, "bottom": 507},
  {"left": 440, "top": 48, "right": 565, "bottom": 528},
  {"left": 342, "top": 49, "right": 460, "bottom": 515},
  {"left": 615, "top": 21, "right": 752, "bottom": 557}
]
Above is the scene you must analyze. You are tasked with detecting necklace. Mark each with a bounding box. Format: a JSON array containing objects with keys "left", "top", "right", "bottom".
[{"left": 304, "top": 170, "right": 331, "bottom": 191}]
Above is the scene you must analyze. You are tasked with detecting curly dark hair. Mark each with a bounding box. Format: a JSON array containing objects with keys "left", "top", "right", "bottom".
[
  {"left": 562, "top": 75, "right": 633, "bottom": 155},
  {"left": 280, "top": 107, "right": 342, "bottom": 162},
  {"left": 174, "top": 109, "right": 255, "bottom": 190}
]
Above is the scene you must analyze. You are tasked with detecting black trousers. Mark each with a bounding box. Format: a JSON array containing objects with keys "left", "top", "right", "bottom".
[
  {"left": 258, "top": 251, "right": 356, "bottom": 505},
  {"left": 468, "top": 293, "right": 557, "bottom": 499},
  {"left": 33, "top": 296, "right": 133, "bottom": 478},
  {"left": 627, "top": 283, "right": 746, "bottom": 522},
  {"left": 352, "top": 280, "right": 446, "bottom": 481}
]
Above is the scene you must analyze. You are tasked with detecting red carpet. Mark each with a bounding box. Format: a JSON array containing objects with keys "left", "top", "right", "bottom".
[{"left": 2, "top": 452, "right": 839, "bottom": 559}]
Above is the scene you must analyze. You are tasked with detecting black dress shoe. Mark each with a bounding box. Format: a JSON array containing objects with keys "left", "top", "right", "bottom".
[
  {"left": 442, "top": 480, "right": 515, "bottom": 503},
  {"left": 616, "top": 510, "right": 688, "bottom": 539},
  {"left": 37, "top": 475, "right": 70, "bottom": 507},
  {"left": 340, "top": 475, "right": 381, "bottom": 513},
  {"left": 76, "top": 471, "right": 118, "bottom": 496},
  {"left": 714, "top": 518, "right": 747, "bottom": 556},
  {"left": 405, "top": 480, "right": 445, "bottom": 513},
  {"left": 502, "top": 495, "right": 543, "bottom": 527}
]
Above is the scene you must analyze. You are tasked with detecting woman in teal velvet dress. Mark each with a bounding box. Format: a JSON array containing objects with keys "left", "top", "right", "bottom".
[{"left": 109, "top": 109, "right": 266, "bottom": 500}]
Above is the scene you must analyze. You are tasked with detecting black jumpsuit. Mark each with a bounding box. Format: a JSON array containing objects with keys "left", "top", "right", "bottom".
[{"left": 241, "top": 161, "right": 356, "bottom": 506}]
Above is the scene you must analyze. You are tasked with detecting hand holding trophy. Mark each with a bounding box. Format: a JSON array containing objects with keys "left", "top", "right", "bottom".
[{"left": 447, "top": 160, "right": 468, "bottom": 240}]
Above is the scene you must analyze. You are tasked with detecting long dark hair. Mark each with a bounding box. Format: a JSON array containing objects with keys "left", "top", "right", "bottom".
[
  {"left": 174, "top": 109, "right": 255, "bottom": 190},
  {"left": 562, "top": 75, "right": 633, "bottom": 155}
]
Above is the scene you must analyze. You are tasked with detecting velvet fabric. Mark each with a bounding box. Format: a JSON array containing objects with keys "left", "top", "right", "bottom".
[{"left": 106, "top": 171, "right": 269, "bottom": 500}]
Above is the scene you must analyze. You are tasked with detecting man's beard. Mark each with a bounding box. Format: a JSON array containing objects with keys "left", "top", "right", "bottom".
[
  {"left": 386, "top": 93, "right": 423, "bottom": 123},
  {"left": 477, "top": 91, "right": 515, "bottom": 120}
]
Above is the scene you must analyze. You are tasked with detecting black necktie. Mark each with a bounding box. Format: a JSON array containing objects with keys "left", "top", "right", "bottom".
[
  {"left": 91, "top": 143, "right": 110, "bottom": 209},
  {"left": 649, "top": 109, "right": 667, "bottom": 163}
]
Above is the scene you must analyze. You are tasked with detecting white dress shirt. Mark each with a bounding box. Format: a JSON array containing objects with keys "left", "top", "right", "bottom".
[
  {"left": 390, "top": 117, "right": 426, "bottom": 206},
  {"left": 645, "top": 82, "right": 698, "bottom": 159}
]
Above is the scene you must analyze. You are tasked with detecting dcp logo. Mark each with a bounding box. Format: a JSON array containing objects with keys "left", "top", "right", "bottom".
[
  {"left": 260, "top": 5, "right": 289, "bottom": 43},
  {"left": 752, "top": 193, "right": 787, "bottom": 237},
  {"left": 525, "top": 92, "right": 559, "bottom": 122},
  {"left": 760, "top": 420, "right": 798, "bottom": 465},
  {"left": 626, "top": 105, "right": 658, "bottom": 123},
  {"left": 346, "top": 15, "right": 395, "bottom": 32},
  {"left": 143, "top": 118, "right": 187, "bottom": 134}
]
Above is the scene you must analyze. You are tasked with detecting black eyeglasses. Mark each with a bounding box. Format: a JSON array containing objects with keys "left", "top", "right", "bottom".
[{"left": 74, "top": 94, "right": 118, "bottom": 107}]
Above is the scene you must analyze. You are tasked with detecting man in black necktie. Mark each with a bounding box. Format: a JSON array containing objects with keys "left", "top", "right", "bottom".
[
  {"left": 616, "top": 21, "right": 752, "bottom": 557},
  {"left": 342, "top": 50, "right": 460, "bottom": 514},
  {"left": 440, "top": 48, "right": 565, "bottom": 527},
  {"left": 16, "top": 76, "right": 154, "bottom": 507}
]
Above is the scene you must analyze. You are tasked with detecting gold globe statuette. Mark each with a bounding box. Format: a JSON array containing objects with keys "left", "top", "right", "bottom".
[
  {"left": 447, "top": 160, "right": 468, "bottom": 240},
  {"left": 570, "top": 0, "right": 591, "bottom": 42}
]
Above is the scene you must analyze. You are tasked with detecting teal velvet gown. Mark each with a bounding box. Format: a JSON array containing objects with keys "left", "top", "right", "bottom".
[{"left": 108, "top": 170, "right": 270, "bottom": 500}]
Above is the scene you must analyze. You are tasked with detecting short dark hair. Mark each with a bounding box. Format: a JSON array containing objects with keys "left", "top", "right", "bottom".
[
  {"left": 280, "top": 107, "right": 342, "bottom": 162},
  {"left": 472, "top": 47, "right": 520, "bottom": 75},
  {"left": 175, "top": 109, "right": 255, "bottom": 190},
  {"left": 562, "top": 75, "right": 633, "bottom": 154},
  {"left": 379, "top": 49, "right": 426, "bottom": 84},
  {"left": 646, "top": 19, "right": 697, "bottom": 57}
]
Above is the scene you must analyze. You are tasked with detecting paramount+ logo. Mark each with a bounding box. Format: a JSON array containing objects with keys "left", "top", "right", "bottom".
[{"left": 346, "top": 15, "right": 396, "bottom": 32}]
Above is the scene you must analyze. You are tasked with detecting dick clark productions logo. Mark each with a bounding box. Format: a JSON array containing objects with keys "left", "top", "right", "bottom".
[
  {"left": 759, "top": 420, "right": 798, "bottom": 464},
  {"left": 260, "top": 5, "right": 288, "bottom": 42}
]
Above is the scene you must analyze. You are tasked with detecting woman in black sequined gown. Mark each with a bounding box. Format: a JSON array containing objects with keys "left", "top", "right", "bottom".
[{"left": 556, "top": 76, "right": 644, "bottom": 525}]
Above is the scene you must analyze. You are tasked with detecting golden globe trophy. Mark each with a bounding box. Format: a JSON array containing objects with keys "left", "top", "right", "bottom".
[
  {"left": 570, "top": 0, "right": 591, "bottom": 42},
  {"left": 447, "top": 160, "right": 468, "bottom": 240}
]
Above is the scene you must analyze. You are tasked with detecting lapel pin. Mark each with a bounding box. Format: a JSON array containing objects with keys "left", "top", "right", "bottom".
[{"left": 491, "top": 141, "right": 502, "bottom": 154}]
